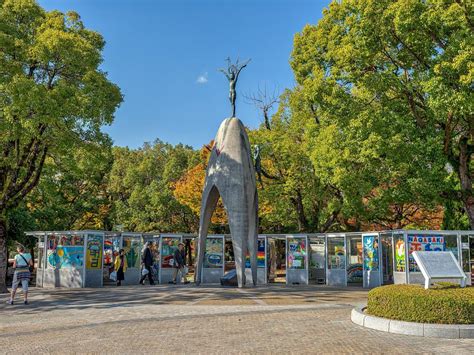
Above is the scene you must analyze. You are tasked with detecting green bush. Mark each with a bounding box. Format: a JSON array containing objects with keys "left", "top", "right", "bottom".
[{"left": 366, "top": 284, "right": 474, "bottom": 324}]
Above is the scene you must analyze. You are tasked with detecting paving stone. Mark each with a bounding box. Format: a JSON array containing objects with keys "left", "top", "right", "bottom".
[{"left": 1, "top": 285, "right": 473, "bottom": 354}]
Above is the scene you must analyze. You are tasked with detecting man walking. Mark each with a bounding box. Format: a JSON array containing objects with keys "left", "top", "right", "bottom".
[
  {"left": 139, "top": 242, "right": 155, "bottom": 285},
  {"left": 169, "top": 242, "right": 189, "bottom": 284}
]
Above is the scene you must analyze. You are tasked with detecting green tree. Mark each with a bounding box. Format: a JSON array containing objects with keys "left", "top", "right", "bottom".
[
  {"left": 108, "top": 141, "right": 199, "bottom": 233},
  {"left": 0, "top": 1, "right": 122, "bottom": 292},
  {"left": 289, "top": 0, "right": 472, "bottom": 229},
  {"left": 20, "top": 138, "right": 114, "bottom": 231},
  {"left": 249, "top": 89, "right": 344, "bottom": 233}
]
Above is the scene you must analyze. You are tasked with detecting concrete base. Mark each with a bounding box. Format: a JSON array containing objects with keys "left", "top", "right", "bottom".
[
  {"left": 42, "top": 268, "right": 83, "bottom": 288},
  {"left": 202, "top": 268, "right": 223, "bottom": 284},
  {"left": 351, "top": 306, "right": 474, "bottom": 339},
  {"left": 327, "top": 269, "right": 346, "bottom": 286},
  {"left": 465, "top": 272, "right": 472, "bottom": 286},
  {"left": 287, "top": 269, "right": 308, "bottom": 285},
  {"left": 159, "top": 268, "right": 176, "bottom": 284},
  {"left": 122, "top": 268, "right": 140, "bottom": 285},
  {"left": 394, "top": 272, "right": 406, "bottom": 284},
  {"left": 245, "top": 268, "right": 266, "bottom": 285},
  {"left": 84, "top": 269, "right": 103, "bottom": 287},
  {"left": 363, "top": 270, "right": 381, "bottom": 288}
]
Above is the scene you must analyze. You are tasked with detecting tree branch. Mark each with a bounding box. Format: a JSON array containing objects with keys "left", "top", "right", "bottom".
[{"left": 7, "top": 146, "right": 48, "bottom": 209}]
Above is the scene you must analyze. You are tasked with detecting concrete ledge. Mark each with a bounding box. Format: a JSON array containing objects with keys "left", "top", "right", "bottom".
[
  {"left": 389, "top": 319, "right": 423, "bottom": 336},
  {"left": 350, "top": 307, "right": 365, "bottom": 326},
  {"left": 364, "top": 313, "right": 390, "bottom": 332},
  {"left": 423, "top": 323, "right": 459, "bottom": 339},
  {"left": 351, "top": 306, "right": 474, "bottom": 339},
  {"left": 459, "top": 325, "right": 474, "bottom": 339}
]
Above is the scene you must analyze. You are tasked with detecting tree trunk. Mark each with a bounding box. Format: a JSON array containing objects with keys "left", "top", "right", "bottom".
[
  {"left": 291, "top": 190, "right": 308, "bottom": 232},
  {"left": 0, "top": 211, "right": 8, "bottom": 293},
  {"left": 458, "top": 137, "right": 474, "bottom": 228},
  {"left": 264, "top": 110, "right": 271, "bottom": 130},
  {"left": 463, "top": 198, "right": 474, "bottom": 229}
]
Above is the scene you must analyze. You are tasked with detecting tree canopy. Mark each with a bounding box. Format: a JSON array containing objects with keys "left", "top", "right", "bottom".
[
  {"left": 1, "top": 0, "right": 473, "bottom": 292},
  {"left": 287, "top": 0, "right": 473, "bottom": 229},
  {"left": 0, "top": 0, "right": 122, "bottom": 291}
]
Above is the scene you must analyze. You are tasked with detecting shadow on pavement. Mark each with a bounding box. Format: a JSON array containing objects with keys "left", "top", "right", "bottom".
[{"left": 0, "top": 284, "right": 368, "bottom": 314}]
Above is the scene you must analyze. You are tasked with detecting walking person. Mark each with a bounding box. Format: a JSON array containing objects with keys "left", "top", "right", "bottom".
[
  {"left": 7, "top": 245, "right": 33, "bottom": 305},
  {"left": 169, "top": 242, "right": 189, "bottom": 284},
  {"left": 114, "top": 249, "right": 127, "bottom": 286},
  {"left": 139, "top": 242, "right": 155, "bottom": 285}
]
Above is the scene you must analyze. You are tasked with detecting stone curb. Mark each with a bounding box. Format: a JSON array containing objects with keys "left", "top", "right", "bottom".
[{"left": 351, "top": 306, "right": 474, "bottom": 339}]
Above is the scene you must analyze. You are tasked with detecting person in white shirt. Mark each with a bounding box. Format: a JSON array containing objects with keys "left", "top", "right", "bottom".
[{"left": 7, "top": 245, "right": 33, "bottom": 305}]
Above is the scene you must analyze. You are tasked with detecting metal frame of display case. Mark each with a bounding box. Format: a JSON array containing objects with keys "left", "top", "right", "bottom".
[
  {"left": 285, "top": 234, "right": 309, "bottom": 286},
  {"left": 142, "top": 233, "right": 161, "bottom": 283},
  {"left": 244, "top": 235, "right": 268, "bottom": 285},
  {"left": 121, "top": 232, "right": 143, "bottom": 281},
  {"left": 307, "top": 234, "right": 327, "bottom": 285},
  {"left": 102, "top": 231, "right": 122, "bottom": 285},
  {"left": 402, "top": 230, "right": 465, "bottom": 285},
  {"left": 159, "top": 234, "right": 183, "bottom": 284},
  {"left": 361, "top": 232, "right": 382, "bottom": 288},
  {"left": 83, "top": 231, "right": 105, "bottom": 288},
  {"left": 26, "top": 229, "right": 473, "bottom": 288},
  {"left": 201, "top": 234, "right": 225, "bottom": 284},
  {"left": 325, "top": 234, "right": 347, "bottom": 287},
  {"left": 259, "top": 235, "right": 268, "bottom": 284}
]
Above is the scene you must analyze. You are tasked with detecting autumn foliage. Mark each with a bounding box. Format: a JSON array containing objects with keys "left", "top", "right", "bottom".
[{"left": 173, "top": 143, "right": 228, "bottom": 226}]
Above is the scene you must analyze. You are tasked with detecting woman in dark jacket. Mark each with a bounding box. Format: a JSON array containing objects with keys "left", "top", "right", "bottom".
[{"left": 139, "top": 242, "right": 155, "bottom": 285}]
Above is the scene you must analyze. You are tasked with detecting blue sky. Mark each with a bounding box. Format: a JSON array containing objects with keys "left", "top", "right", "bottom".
[{"left": 39, "top": 0, "right": 330, "bottom": 149}]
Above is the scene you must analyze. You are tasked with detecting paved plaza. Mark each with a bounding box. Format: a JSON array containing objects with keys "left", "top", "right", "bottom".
[{"left": 0, "top": 285, "right": 473, "bottom": 354}]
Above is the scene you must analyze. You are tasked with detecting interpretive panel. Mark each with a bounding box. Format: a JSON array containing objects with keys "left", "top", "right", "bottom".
[
  {"left": 363, "top": 234, "right": 381, "bottom": 288},
  {"left": 363, "top": 235, "right": 379, "bottom": 271},
  {"left": 204, "top": 237, "right": 224, "bottom": 268},
  {"left": 286, "top": 236, "right": 308, "bottom": 285},
  {"left": 412, "top": 251, "right": 466, "bottom": 288},
  {"left": 202, "top": 236, "right": 224, "bottom": 284},
  {"left": 413, "top": 251, "right": 465, "bottom": 278},
  {"left": 287, "top": 238, "right": 307, "bottom": 270},
  {"left": 86, "top": 234, "right": 103, "bottom": 270}
]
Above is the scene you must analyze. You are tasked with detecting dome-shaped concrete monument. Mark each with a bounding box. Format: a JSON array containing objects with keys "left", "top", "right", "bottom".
[{"left": 195, "top": 117, "right": 258, "bottom": 287}]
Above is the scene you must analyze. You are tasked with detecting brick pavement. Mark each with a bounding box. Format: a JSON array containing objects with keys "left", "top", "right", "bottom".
[{"left": 0, "top": 285, "right": 472, "bottom": 354}]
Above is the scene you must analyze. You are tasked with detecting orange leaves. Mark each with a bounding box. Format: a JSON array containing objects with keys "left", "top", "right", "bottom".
[{"left": 172, "top": 143, "right": 228, "bottom": 225}]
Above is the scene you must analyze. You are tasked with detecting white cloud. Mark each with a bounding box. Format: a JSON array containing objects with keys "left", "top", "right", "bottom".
[{"left": 196, "top": 72, "right": 208, "bottom": 84}]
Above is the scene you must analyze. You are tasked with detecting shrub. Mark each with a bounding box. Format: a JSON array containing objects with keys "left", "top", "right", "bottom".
[{"left": 366, "top": 284, "right": 474, "bottom": 324}]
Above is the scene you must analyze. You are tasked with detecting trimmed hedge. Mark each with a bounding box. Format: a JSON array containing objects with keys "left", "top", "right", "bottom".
[{"left": 367, "top": 284, "right": 474, "bottom": 324}]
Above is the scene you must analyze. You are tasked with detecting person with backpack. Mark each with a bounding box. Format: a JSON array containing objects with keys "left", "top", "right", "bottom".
[
  {"left": 7, "top": 245, "right": 33, "bottom": 305},
  {"left": 139, "top": 242, "right": 155, "bottom": 285}
]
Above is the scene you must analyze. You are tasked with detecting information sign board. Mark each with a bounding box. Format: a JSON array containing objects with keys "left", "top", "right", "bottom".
[{"left": 412, "top": 251, "right": 466, "bottom": 289}]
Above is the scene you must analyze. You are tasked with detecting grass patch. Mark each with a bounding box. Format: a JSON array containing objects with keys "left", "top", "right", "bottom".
[{"left": 366, "top": 284, "right": 474, "bottom": 324}]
